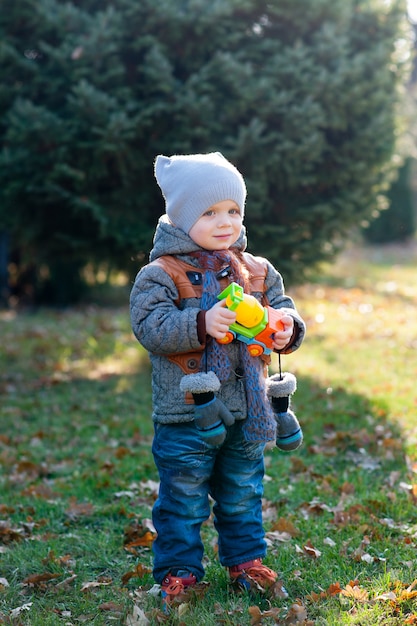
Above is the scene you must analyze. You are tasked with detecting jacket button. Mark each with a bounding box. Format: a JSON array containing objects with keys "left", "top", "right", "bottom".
[{"left": 187, "top": 359, "right": 198, "bottom": 370}]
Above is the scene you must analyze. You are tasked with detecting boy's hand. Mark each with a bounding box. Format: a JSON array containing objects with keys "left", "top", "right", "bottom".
[
  {"left": 271, "top": 314, "right": 294, "bottom": 351},
  {"left": 205, "top": 299, "right": 237, "bottom": 340}
]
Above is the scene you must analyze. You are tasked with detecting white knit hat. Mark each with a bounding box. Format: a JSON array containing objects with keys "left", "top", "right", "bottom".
[{"left": 154, "top": 152, "right": 246, "bottom": 233}]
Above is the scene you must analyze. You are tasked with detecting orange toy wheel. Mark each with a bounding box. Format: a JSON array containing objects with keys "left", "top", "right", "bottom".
[
  {"left": 247, "top": 344, "right": 264, "bottom": 357},
  {"left": 218, "top": 331, "right": 234, "bottom": 345}
]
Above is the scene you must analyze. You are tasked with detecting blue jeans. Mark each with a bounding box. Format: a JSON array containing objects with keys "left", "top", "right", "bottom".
[{"left": 151, "top": 420, "right": 267, "bottom": 583}]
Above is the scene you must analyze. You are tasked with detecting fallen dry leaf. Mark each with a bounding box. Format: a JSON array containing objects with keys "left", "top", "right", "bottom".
[
  {"left": 122, "top": 563, "right": 152, "bottom": 585},
  {"left": 323, "top": 536, "right": 336, "bottom": 547},
  {"left": 65, "top": 498, "right": 95, "bottom": 521},
  {"left": 0, "top": 504, "right": 15, "bottom": 515},
  {"left": 114, "top": 446, "right": 132, "bottom": 459},
  {"left": 55, "top": 574, "right": 77, "bottom": 589},
  {"left": 340, "top": 583, "right": 369, "bottom": 602},
  {"left": 341, "top": 481, "right": 355, "bottom": 495},
  {"left": 0, "top": 521, "right": 24, "bottom": 544},
  {"left": 265, "top": 530, "right": 292, "bottom": 544},
  {"left": 124, "top": 520, "right": 157, "bottom": 553},
  {"left": 350, "top": 535, "right": 370, "bottom": 561},
  {"left": 374, "top": 590, "right": 397, "bottom": 601},
  {"left": 21, "top": 483, "right": 59, "bottom": 500},
  {"left": 308, "top": 581, "right": 343, "bottom": 602},
  {"left": 271, "top": 579, "right": 291, "bottom": 599},
  {"left": 178, "top": 602, "right": 190, "bottom": 618},
  {"left": 296, "top": 540, "right": 322, "bottom": 559},
  {"left": 52, "top": 607, "right": 72, "bottom": 618},
  {"left": 361, "top": 552, "right": 386, "bottom": 564},
  {"left": 283, "top": 602, "right": 311, "bottom": 625},
  {"left": 331, "top": 504, "right": 364, "bottom": 527},
  {"left": 99, "top": 601, "right": 124, "bottom": 612},
  {"left": 299, "top": 500, "right": 333, "bottom": 518},
  {"left": 124, "top": 532, "right": 155, "bottom": 552},
  {"left": 248, "top": 605, "right": 281, "bottom": 625},
  {"left": 42, "top": 550, "right": 76, "bottom": 568},
  {"left": 139, "top": 480, "right": 160, "bottom": 496},
  {"left": 22, "top": 572, "right": 60, "bottom": 587},
  {"left": 10, "top": 603, "right": 33, "bottom": 618},
  {"left": 10, "top": 460, "right": 48, "bottom": 484},
  {"left": 125, "top": 604, "right": 150, "bottom": 625},
  {"left": 81, "top": 580, "right": 112, "bottom": 592},
  {"left": 386, "top": 579, "right": 417, "bottom": 603},
  {"left": 328, "top": 582, "right": 343, "bottom": 596},
  {"left": 271, "top": 517, "right": 300, "bottom": 537}
]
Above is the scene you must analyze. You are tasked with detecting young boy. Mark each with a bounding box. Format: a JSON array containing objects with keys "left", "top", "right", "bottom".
[{"left": 130, "top": 152, "right": 306, "bottom": 607}]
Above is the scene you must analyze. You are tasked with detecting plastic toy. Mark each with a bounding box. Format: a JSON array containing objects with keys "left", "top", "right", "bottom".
[{"left": 216, "top": 282, "right": 284, "bottom": 356}]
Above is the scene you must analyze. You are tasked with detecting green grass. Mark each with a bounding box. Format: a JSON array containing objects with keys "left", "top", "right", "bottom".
[{"left": 1, "top": 242, "right": 417, "bottom": 625}]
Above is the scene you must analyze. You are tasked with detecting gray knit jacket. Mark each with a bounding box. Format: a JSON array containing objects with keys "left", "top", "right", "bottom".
[{"left": 130, "top": 216, "right": 306, "bottom": 424}]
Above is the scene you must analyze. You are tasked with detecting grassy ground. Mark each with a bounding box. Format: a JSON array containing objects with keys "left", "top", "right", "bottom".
[{"left": 0, "top": 242, "right": 417, "bottom": 625}]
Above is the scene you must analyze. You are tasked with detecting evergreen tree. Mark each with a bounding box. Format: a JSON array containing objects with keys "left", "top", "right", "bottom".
[
  {"left": 0, "top": 0, "right": 412, "bottom": 303},
  {"left": 363, "top": 157, "right": 416, "bottom": 243}
]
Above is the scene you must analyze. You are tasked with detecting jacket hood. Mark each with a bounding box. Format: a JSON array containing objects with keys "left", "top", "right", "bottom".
[{"left": 149, "top": 214, "right": 247, "bottom": 262}]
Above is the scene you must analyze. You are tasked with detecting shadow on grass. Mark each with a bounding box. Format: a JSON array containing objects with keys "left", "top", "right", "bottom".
[
  {"left": 286, "top": 373, "right": 409, "bottom": 485},
  {"left": 264, "top": 373, "right": 414, "bottom": 571},
  {"left": 2, "top": 364, "right": 409, "bottom": 487},
  {"left": 3, "top": 363, "right": 411, "bottom": 524},
  {"left": 1, "top": 366, "right": 416, "bottom": 625}
]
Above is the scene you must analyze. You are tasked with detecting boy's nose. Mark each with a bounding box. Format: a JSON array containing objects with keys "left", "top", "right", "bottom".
[{"left": 217, "top": 213, "right": 231, "bottom": 226}]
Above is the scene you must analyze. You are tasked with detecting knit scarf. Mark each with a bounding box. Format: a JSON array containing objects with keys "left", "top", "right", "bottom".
[{"left": 191, "top": 250, "right": 277, "bottom": 443}]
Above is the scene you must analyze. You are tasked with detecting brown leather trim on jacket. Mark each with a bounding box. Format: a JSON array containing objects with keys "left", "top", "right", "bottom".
[
  {"left": 166, "top": 351, "right": 204, "bottom": 404},
  {"left": 149, "top": 254, "right": 270, "bottom": 392},
  {"left": 151, "top": 253, "right": 269, "bottom": 304},
  {"left": 150, "top": 256, "right": 204, "bottom": 304}
]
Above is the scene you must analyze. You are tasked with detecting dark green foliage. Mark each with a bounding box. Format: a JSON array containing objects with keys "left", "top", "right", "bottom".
[
  {"left": 0, "top": 0, "right": 411, "bottom": 303},
  {"left": 364, "top": 158, "right": 416, "bottom": 243}
]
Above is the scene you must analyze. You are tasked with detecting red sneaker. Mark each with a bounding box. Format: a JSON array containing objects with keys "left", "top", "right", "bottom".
[
  {"left": 229, "top": 558, "right": 288, "bottom": 597},
  {"left": 161, "top": 572, "right": 197, "bottom": 610}
]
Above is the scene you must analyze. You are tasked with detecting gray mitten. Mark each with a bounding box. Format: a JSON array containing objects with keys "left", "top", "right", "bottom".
[
  {"left": 266, "top": 372, "right": 303, "bottom": 452},
  {"left": 180, "top": 372, "right": 235, "bottom": 446}
]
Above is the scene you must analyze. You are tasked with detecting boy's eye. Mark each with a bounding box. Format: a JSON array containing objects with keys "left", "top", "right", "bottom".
[{"left": 229, "top": 208, "right": 240, "bottom": 215}]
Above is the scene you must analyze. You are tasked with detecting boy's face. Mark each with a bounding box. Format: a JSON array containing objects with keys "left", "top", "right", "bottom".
[{"left": 188, "top": 200, "right": 242, "bottom": 251}]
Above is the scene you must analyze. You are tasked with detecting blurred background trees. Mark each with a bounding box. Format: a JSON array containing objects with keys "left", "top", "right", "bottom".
[
  {"left": 0, "top": 0, "right": 414, "bottom": 304},
  {"left": 363, "top": 157, "right": 416, "bottom": 243}
]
